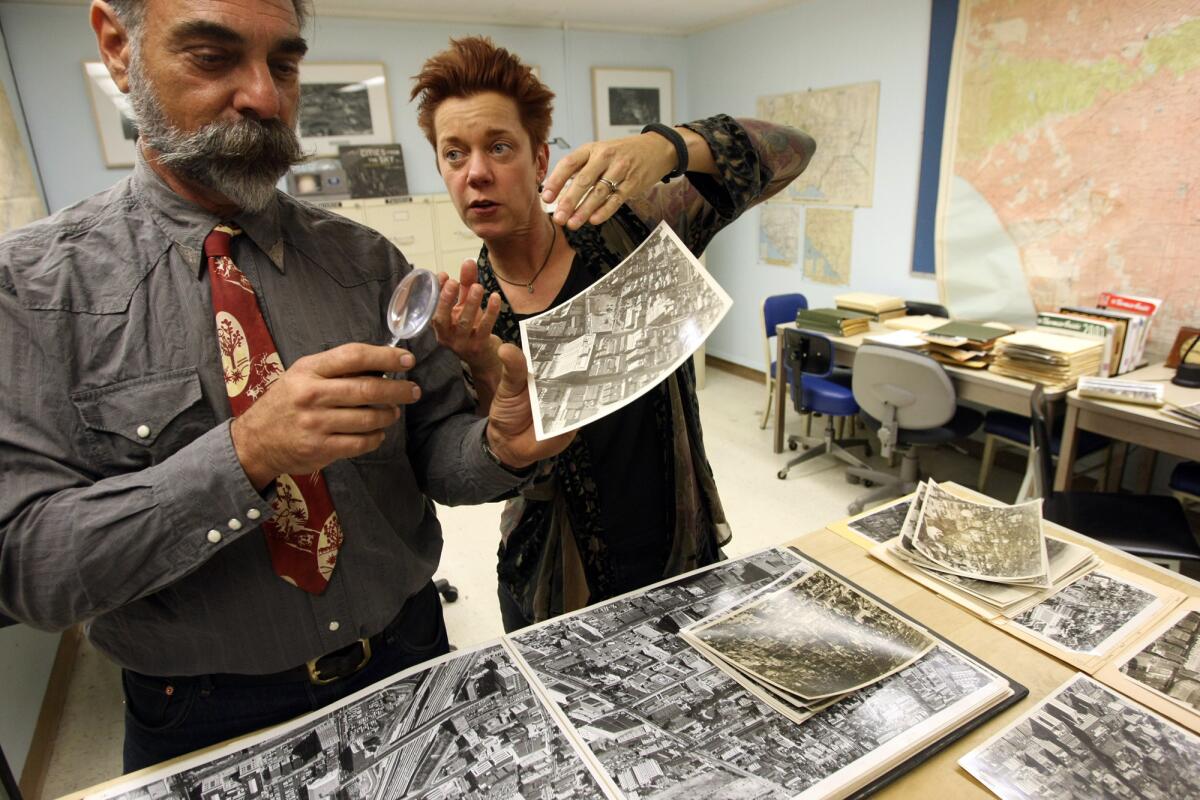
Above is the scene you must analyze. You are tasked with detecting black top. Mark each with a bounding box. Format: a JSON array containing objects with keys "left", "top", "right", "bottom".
[{"left": 510, "top": 256, "right": 670, "bottom": 591}]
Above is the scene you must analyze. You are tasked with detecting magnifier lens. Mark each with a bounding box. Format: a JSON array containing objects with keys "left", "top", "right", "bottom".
[{"left": 386, "top": 268, "right": 438, "bottom": 344}]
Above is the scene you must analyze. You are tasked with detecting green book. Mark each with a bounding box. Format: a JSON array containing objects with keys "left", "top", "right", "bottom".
[
  {"left": 926, "top": 321, "right": 1011, "bottom": 343},
  {"left": 798, "top": 307, "right": 872, "bottom": 322}
]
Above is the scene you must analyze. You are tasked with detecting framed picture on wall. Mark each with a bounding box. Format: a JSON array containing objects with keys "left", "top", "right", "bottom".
[
  {"left": 82, "top": 61, "right": 138, "bottom": 168},
  {"left": 297, "top": 62, "right": 393, "bottom": 156},
  {"left": 591, "top": 67, "right": 673, "bottom": 140}
]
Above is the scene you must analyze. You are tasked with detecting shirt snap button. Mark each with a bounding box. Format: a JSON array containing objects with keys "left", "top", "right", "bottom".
[{"left": 136, "top": 425, "right": 151, "bottom": 439}]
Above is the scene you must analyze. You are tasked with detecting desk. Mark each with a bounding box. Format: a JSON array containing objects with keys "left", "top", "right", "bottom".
[
  {"left": 772, "top": 321, "right": 1066, "bottom": 453},
  {"left": 1054, "top": 363, "right": 1200, "bottom": 491}
]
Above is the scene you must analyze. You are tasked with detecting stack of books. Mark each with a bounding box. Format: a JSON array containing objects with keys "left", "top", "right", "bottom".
[
  {"left": 1057, "top": 292, "right": 1162, "bottom": 375},
  {"left": 795, "top": 307, "right": 872, "bottom": 337},
  {"left": 880, "top": 481, "right": 1099, "bottom": 615},
  {"left": 835, "top": 292, "right": 907, "bottom": 322},
  {"left": 920, "top": 320, "right": 1012, "bottom": 369},
  {"left": 990, "top": 329, "right": 1104, "bottom": 390}
]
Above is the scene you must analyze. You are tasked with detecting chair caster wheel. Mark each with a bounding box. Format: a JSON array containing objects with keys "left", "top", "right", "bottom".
[
  {"left": 863, "top": 480, "right": 875, "bottom": 488},
  {"left": 788, "top": 440, "right": 799, "bottom": 451},
  {"left": 801, "top": 444, "right": 810, "bottom": 451},
  {"left": 846, "top": 474, "right": 861, "bottom": 485},
  {"left": 442, "top": 587, "right": 459, "bottom": 602},
  {"left": 847, "top": 501, "right": 864, "bottom": 514},
  {"left": 777, "top": 470, "right": 788, "bottom": 480}
]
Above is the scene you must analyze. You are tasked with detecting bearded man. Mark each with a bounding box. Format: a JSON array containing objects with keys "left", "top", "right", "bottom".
[{"left": 0, "top": 0, "right": 571, "bottom": 773}]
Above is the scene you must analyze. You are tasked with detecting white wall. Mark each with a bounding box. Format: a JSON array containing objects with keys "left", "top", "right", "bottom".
[
  {"left": 0, "top": 3, "right": 688, "bottom": 212},
  {"left": 688, "top": 0, "right": 939, "bottom": 370}
]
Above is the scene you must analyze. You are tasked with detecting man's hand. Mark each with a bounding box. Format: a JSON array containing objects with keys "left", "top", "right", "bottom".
[
  {"left": 230, "top": 344, "right": 421, "bottom": 489},
  {"left": 485, "top": 343, "right": 575, "bottom": 469},
  {"left": 433, "top": 260, "right": 503, "bottom": 410}
]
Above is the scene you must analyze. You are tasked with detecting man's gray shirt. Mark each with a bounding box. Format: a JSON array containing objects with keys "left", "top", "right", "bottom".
[{"left": 0, "top": 155, "right": 524, "bottom": 675}]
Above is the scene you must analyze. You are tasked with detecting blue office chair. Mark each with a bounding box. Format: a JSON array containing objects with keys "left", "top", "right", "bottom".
[
  {"left": 977, "top": 409, "right": 1110, "bottom": 501},
  {"left": 846, "top": 345, "right": 984, "bottom": 512},
  {"left": 761, "top": 293, "right": 807, "bottom": 428},
  {"left": 776, "top": 328, "right": 870, "bottom": 480},
  {"left": 1032, "top": 386, "right": 1199, "bottom": 568}
]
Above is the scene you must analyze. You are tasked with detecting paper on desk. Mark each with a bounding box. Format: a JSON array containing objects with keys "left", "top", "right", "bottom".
[
  {"left": 519, "top": 221, "right": 732, "bottom": 440},
  {"left": 863, "top": 329, "right": 928, "bottom": 349}
]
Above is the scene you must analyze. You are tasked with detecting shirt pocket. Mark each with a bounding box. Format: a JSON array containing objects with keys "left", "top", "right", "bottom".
[{"left": 71, "top": 366, "right": 217, "bottom": 474}]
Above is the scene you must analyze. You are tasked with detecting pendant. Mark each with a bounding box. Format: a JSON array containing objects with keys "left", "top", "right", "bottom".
[{"left": 527, "top": 284, "right": 535, "bottom": 293}]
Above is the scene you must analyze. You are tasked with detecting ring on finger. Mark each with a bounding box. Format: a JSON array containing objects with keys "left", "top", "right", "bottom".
[{"left": 597, "top": 177, "right": 621, "bottom": 193}]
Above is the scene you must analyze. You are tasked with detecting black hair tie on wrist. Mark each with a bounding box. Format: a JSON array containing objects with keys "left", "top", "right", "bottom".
[{"left": 641, "top": 122, "right": 688, "bottom": 184}]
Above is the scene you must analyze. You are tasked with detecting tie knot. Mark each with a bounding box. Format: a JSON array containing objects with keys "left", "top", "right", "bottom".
[{"left": 203, "top": 224, "right": 241, "bottom": 259}]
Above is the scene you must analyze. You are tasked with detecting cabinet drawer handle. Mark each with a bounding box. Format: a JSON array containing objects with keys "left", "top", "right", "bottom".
[
  {"left": 391, "top": 235, "right": 416, "bottom": 245},
  {"left": 392, "top": 211, "right": 411, "bottom": 222}
]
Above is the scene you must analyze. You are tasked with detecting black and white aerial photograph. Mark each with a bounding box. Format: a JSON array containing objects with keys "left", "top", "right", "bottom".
[
  {"left": 90, "top": 643, "right": 608, "bottom": 800},
  {"left": 1118, "top": 609, "right": 1200, "bottom": 715},
  {"left": 911, "top": 482, "right": 1048, "bottom": 583},
  {"left": 847, "top": 498, "right": 911, "bottom": 544},
  {"left": 299, "top": 83, "right": 375, "bottom": 137},
  {"left": 1009, "top": 570, "right": 1160, "bottom": 655},
  {"left": 519, "top": 221, "right": 732, "bottom": 439},
  {"left": 511, "top": 548, "right": 1009, "bottom": 800},
  {"left": 685, "top": 570, "right": 935, "bottom": 700},
  {"left": 960, "top": 674, "right": 1200, "bottom": 800}
]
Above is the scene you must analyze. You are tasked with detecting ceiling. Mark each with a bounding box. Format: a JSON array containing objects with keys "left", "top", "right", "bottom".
[{"left": 3, "top": 0, "right": 800, "bottom": 36}]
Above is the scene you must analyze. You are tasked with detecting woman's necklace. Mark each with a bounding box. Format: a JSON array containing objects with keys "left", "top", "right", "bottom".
[{"left": 491, "top": 218, "right": 557, "bottom": 294}]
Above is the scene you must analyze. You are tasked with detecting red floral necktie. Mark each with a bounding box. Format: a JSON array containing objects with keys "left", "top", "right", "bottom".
[{"left": 205, "top": 225, "right": 342, "bottom": 594}]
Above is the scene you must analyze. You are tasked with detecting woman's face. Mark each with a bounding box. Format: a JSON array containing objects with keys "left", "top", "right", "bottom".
[{"left": 433, "top": 91, "right": 549, "bottom": 242}]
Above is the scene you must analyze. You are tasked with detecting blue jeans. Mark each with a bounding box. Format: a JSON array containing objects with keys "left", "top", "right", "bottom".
[{"left": 122, "top": 581, "right": 448, "bottom": 774}]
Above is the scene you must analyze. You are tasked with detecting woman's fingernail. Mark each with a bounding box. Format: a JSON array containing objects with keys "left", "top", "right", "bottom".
[{"left": 411, "top": 385, "right": 422, "bottom": 401}]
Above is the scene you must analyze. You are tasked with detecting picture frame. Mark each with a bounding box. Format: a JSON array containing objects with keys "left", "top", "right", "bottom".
[
  {"left": 1165, "top": 326, "right": 1200, "bottom": 368},
  {"left": 591, "top": 67, "right": 673, "bottom": 141},
  {"left": 297, "top": 62, "right": 393, "bottom": 157},
  {"left": 82, "top": 61, "right": 138, "bottom": 168}
]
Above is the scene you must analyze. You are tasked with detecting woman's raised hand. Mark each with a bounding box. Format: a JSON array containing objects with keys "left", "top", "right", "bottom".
[
  {"left": 433, "top": 259, "right": 504, "bottom": 408},
  {"left": 541, "top": 131, "right": 678, "bottom": 230}
]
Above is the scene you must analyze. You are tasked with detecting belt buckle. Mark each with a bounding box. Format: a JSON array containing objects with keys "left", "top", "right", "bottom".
[{"left": 306, "top": 637, "right": 372, "bottom": 686}]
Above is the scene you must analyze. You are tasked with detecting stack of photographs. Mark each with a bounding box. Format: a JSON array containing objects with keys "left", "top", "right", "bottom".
[
  {"left": 678, "top": 567, "right": 937, "bottom": 724},
  {"left": 873, "top": 481, "right": 1099, "bottom": 618}
]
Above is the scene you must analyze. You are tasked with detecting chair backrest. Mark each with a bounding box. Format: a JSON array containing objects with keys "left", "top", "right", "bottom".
[
  {"left": 762, "top": 293, "right": 809, "bottom": 377},
  {"left": 905, "top": 300, "right": 950, "bottom": 318},
  {"left": 784, "top": 328, "right": 836, "bottom": 413},
  {"left": 1028, "top": 384, "right": 1056, "bottom": 499},
  {"left": 852, "top": 344, "right": 956, "bottom": 436}
]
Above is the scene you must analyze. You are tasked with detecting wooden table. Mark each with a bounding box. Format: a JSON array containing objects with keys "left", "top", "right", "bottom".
[
  {"left": 772, "top": 321, "right": 1066, "bottom": 453},
  {"left": 794, "top": 492, "right": 1200, "bottom": 798},
  {"left": 1054, "top": 363, "right": 1200, "bottom": 491}
]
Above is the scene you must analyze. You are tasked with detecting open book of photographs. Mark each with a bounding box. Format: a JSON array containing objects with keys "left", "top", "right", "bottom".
[
  {"left": 681, "top": 569, "right": 936, "bottom": 701},
  {"left": 959, "top": 674, "right": 1200, "bottom": 800},
  {"left": 834, "top": 494, "right": 913, "bottom": 547},
  {"left": 518, "top": 220, "right": 732, "bottom": 440},
  {"left": 910, "top": 481, "right": 1049, "bottom": 585},
  {"left": 510, "top": 547, "right": 1016, "bottom": 800},
  {"left": 1095, "top": 597, "right": 1200, "bottom": 734},
  {"left": 86, "top": 641, "right": 613, "bottom": 800},
  {"left": 1004, "top": 567, "right": 1179, "bottom": 659}
]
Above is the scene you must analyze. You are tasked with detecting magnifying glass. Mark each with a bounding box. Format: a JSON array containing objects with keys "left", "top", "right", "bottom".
[{"left": 384, "top": 268, "right": 438, "bottom": 380}]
